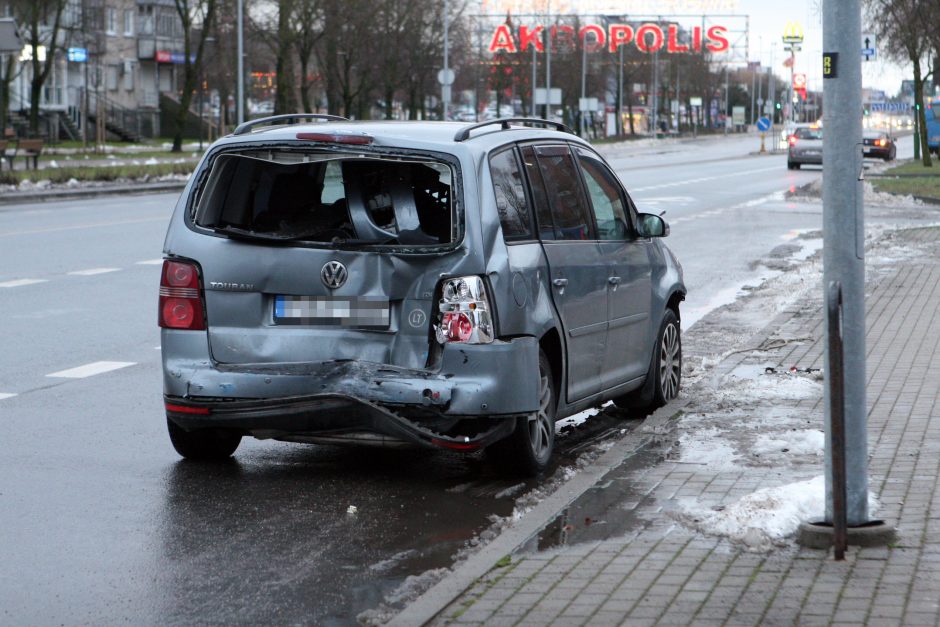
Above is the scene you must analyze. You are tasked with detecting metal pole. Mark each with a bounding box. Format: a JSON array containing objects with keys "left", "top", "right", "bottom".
[
  {"left": 442, "top": 0, "right": 449, "bottom": 121},
  {"left": 750, "top": 71, "right": 756, "bottom": 125},
  {"left": 617, "top": 44, "right": 623, "bottom": 135},
  {"left": 236, "top": 0, "right": 244, "bottom": 124},
  {"left": 545, "top": 16, "right": 551, "bottom": 119},
  {"left": 723, "top": 67, "right": 729, "bottom": 134},
  {"left": 828, "top": 281, "right": 848, "bottom": 560},
  {"left": 823, "top": 0, "right": 869, "bottom": 528},
  {"left": 580, "top": 35, "right": 586, "bottom": 136}
]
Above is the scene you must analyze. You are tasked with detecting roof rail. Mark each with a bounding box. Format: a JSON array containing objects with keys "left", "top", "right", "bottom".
[
  {"left": 453, "top": 117, "right": 575, "bottom": 142},
  {"left": 232, "top": 113, "right": 349, "bottom": 136}
]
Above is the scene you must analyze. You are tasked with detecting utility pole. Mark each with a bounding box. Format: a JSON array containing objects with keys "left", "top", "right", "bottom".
[
  {"left": 442, "top": 0, "right": 449, "bottom": 121},
  {"left": 237, "top": 0, "right": 244, "bottom": 124},
  {"left": 799, "top": 0, "right": 894, "bottom": 552}
]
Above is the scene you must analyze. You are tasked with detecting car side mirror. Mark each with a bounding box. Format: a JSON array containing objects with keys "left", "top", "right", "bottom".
[{"left": 636, "top": 212, "right": 669, "bottom": 238}]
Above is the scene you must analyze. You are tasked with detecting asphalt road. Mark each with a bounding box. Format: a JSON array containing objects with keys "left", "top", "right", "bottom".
[{"left": 0, "top": 132, "right": 912, "bottom": 623}]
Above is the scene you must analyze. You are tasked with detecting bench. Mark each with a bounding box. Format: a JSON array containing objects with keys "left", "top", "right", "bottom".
[{"left": 14, "top": 138, "right": 44, "bottom": 170}]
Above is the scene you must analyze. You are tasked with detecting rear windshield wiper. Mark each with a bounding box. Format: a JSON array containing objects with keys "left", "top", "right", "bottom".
[
  {"left": 213, "top": 225, "right": 297, "bottom": 242},
  {"left": 213, "top": 226, "right": 398, "bottom": 247},
  {"left": 328, "top": 235, "right": 399, "bottom": 248}
]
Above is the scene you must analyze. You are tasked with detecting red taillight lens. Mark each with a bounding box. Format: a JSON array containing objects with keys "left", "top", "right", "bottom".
[
  {"left": 159, "top": 260, "right": 206, "bottom": 330},
  {"left": 442, "top": 312, "right": 474, "bottom": 343},
  {"left": 788, "top": 135, "right": 797, "bottom": 146}
]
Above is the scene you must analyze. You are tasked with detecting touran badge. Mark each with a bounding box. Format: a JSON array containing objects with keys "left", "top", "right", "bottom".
[{"left": 321, "top": 261, "right": 348, "bottom": 289}]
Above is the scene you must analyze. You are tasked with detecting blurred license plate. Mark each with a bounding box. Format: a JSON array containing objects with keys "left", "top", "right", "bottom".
[{"left": 274, "top": 296, "right": 390, "bottom": 328}]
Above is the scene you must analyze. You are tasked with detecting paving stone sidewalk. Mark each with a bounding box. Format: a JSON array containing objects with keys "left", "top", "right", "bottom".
[{"left": 431, "top": 226, "right": 940, "bottom": 626}]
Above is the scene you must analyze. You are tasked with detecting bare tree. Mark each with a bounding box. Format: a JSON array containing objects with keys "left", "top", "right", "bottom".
[
  {"left": 868, "top": 0, "right": 934, "bottom": 165},
  {"left": 291, "top": 0, "right": 324, "bottom": 112},
  {"left": 10, "top": 0, "right": 67, "bottom": 135},
  {"left": 171, "top": 0, "right": 218, "bottom": 152}
]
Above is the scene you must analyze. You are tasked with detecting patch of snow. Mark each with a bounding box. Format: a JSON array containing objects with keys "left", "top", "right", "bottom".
[
  {"left": 676, "top": 427, "right": 740, "bottom": 472},
  {"left": 144, "top": 157, "right": 159, "bottom": 165},
  {"left": 357, "top": 567, "right": 450, "bottom": 625},
  {"left": 48, "top": 160, "right": 59, "bottom": 169},
  {"left": 679, "top": 475, "right": 880, "bottom": 551},
  {"left": 368, "top": 549, "right": 417, "bottom": 574},
  {"left": 752, "top": 429, "right": 824, "bottom": 457}
]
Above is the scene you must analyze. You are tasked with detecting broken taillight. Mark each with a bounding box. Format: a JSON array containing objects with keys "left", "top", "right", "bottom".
[
  {"left": 159, "top": 260, "right": 206, "bottom": 330},
  {"left": 434, "top": 276, "right": 494, "bottom": 345}
]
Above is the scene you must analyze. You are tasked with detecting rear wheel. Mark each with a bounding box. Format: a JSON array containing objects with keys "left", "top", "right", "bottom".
[
  {"left": 614, "top": 308, "right": 682, "bottom": 413},
  {"left": 167, "top": 418, "right": 242, "bottom": 460},
  {"left": 488, "top": 349, "right": 555, "bottom": 477}
]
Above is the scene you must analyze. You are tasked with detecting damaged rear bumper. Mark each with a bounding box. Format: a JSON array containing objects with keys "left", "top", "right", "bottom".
[{"left": 165, "top": 393, "right": 517, "bottom": 450}]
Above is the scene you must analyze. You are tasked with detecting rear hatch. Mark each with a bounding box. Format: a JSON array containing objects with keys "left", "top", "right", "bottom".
[{"left": 188, "top": 145, "right": 464, "bottom": 370}]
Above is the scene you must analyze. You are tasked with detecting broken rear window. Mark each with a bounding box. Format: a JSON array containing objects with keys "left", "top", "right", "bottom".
[{"left": 193, "top": 150, "right": 457, "bottom": 248}]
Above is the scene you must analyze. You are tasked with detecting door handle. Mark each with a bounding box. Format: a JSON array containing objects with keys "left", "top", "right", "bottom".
[
  {"left": 552, "top": 278, "right": 568, "bottom": 287},
  {"left": 608, "top": 276, "right": 622, "bottom": 285}
]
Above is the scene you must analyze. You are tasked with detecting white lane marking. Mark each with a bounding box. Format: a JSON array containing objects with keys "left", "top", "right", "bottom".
[
  {"left": 630, "top": 165, "right": 781, "bottom": 192},
  {"left": 46, "top": 361, "right": 136, "bottom": 379},
  {"left": 0, "top": 393, "right": 17, "bottom": 400},
  {"left": 135, "top": 259, "right": 165, "bottom": 265},
  {"left": 68, "top": 268, "right": 121, "bottom": 276},
  {"left": 0, "top": 278, "right": 49, "bottom": 288}
]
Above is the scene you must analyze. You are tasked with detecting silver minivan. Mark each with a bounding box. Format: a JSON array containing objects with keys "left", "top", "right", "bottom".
[{"left": 160, "top": 115, "right": 685, "bottom": 475}]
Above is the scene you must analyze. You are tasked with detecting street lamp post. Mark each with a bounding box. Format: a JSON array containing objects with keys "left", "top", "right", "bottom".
[{"left": 236, "top": 0, "right": 244, "bottom": 124}]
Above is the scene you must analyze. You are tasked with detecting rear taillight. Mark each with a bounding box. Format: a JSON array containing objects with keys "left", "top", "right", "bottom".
[
  {"left": 877, "top": 138, "right": 887, "bottom": 147},
  {"left": 159, "top": 260, "right": 206, "bottom": 330},
  {"left": 788, "top": 135, "right": 798, "bottom": 146},
  {"left": 434, "top": 276, "right": 494, "bottom": 345}
]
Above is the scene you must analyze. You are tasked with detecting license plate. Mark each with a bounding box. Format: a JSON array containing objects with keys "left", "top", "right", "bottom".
[{"left": 274, "top": 296, "right": 390, "bottom": 328}]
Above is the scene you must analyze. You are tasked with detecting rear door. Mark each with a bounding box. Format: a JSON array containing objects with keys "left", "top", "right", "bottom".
[
  {"left": 521, "top": 144, "right": 608, "bottom": 401},
  {"left": 573, "top": 146, "right": 652, "bottom": 388}
]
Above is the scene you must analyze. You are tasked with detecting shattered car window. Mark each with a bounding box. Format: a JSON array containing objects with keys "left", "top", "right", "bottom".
[{"left": 193, "top": 151, "right": 456, "bottom": 247}]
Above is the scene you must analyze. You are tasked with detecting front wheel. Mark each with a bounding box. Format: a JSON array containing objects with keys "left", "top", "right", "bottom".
[
  {"left": 487, "top": 349, "right": 555, "bottom": 477},
  {"left": 167, "top": 418, "right": 242, "bottom": 460}
]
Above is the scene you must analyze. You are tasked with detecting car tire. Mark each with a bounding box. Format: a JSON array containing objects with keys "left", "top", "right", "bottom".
[
  {"left": 487, "top": 349, "right": 555, "bottom": 477},
  {"left": 886, "top": 147, "right": 896, "bottom": 161},
  {"left": 167, "top": 418, "right": 242, "bottom": 460},
  {"left": 613, "top": 308, "right": 682, "bottom": 413}
]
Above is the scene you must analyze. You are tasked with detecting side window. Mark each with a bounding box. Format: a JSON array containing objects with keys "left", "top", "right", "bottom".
[
  {"left": 489, "top": 148, "right": 532, "bottom": 240},
  {"left": 575, "top": 147, "right": 630, "bottom": 241},
  {"left": 534, "top": 145, "right": 593, "bottom": 241},
  {"left": 520, "top": 145, "right": 555, "bottom": 240}
]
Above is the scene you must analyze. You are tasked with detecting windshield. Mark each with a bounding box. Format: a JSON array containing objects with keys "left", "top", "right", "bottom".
[
  {"left": 794, "top": 128, "right": 823, "bottom": 140},
  {"left": 193, "top": 150, "right": 457, "bottom": 249}
]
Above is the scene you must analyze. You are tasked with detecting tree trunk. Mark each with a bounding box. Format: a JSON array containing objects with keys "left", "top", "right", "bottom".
[{"left": 913, "top": 60, "right": 933, "bottom": 167}]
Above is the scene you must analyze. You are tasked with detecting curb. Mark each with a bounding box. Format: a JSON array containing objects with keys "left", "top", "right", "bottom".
[
  {"left": 0, "top": 181, "right": 187, "bottom": 207},
  {"left": 387, "top": 398, "right": 689, "bottom": 627}
]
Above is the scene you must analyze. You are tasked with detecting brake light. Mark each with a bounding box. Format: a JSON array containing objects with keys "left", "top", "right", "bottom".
[
  {"left": 295, "top": 132, "right": 373, "bottom": 145},
  {"left": 788, "top": 135, "right": 798, "bottom": 146},
  {"left": 434, "top": 276, "right": 494, "bottom": 345},
  {"left": 159, "top": 260, "right": 206, "bottom": 330}
]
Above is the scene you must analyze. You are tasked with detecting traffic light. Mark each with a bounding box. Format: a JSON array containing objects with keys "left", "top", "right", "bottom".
[
  {"left": 775, "top": 102, "right": 782, "bottom": 110},
  {"left": 915, "top": 103, "right": 921, "bottom": 111}
]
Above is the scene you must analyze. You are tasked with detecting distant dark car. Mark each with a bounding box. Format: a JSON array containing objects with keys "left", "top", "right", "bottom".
[
  {"left": 787, "top": 125, "right": 823, "bottom": 170},
  {"left": 863, "top": 130, "right": 896, "bottom": 161}
]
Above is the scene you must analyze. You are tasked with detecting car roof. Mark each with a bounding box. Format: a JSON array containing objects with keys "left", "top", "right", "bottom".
[{"left": 211, "top": 119, "right": 587, "bottom": 156}]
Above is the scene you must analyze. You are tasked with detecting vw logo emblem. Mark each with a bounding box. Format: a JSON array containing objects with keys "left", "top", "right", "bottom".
[{"left": 321, "top": 261, "right": 348, "bottom": 289}]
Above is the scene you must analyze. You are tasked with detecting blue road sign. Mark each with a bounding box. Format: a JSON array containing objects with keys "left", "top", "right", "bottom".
[
  {"left": 757, "top": 116, "right": 772, "bottom": 132},
  {"left": 870, "top": 102, "right": 911, "bottom": 113},
  {"left": 67, "top": 47, "right": 87, "bottom": 63}
]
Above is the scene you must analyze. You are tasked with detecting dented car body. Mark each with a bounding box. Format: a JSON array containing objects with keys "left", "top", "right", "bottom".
[{"left": 161, "top": 116, "right": 685, "bottom": 475}]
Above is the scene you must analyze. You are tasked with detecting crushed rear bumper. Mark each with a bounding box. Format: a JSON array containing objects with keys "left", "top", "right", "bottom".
[{"left": 165, "top": 393, "right": 517, "bottom": 450}]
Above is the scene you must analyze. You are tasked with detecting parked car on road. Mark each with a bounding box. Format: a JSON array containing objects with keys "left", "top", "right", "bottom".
[
  {"left": 862, "top": 130, "right": 897, "bottom": 161},
  {"left": 159, "top": 115, "right": 685, "bottom": 475},
  {"left": 787, "top": 124, "right": 823, "bottom": 170}
]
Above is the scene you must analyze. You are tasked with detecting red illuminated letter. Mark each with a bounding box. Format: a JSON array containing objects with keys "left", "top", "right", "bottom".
[
  {"left": 579, "top": 24, "right": 606, "bottom": 52},
  {"left": 692, "top": 26, "right": 702, "bottom": 52},
  {"left": 636, "top": 24, "right": 664, "bottom": 53},
  {"left": 608, "top": 24, "right": 634, "bottom": 52},
  {"left": 706, "top": 26, "right": 730, "bottom": 53},
  {"left": 666, "top": 24, "right": 689, "bottom": 53},
  {"left": 488, "top": 25, "right": 517, "bottom": 53},
  {"left": 519, "top": 26, "right": 544, "bottom": 52}
]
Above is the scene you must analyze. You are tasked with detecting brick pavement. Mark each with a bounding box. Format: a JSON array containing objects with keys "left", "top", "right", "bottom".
[{"left": 431, "top": 226, "right": 940, "bottom": 626}]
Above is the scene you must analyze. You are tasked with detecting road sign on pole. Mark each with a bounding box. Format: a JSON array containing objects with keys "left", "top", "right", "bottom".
[{"left": 861, "top": 33, "right": 876, "bottom": 61}]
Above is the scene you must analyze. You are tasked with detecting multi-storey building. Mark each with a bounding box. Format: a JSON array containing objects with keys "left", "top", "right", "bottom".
[{"left": 1, "top": 0, "right": 189, "bottom": 139}]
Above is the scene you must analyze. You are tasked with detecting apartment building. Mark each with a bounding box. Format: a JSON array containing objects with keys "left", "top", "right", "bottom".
[{"left": 1, "top": 0, "right": 189, "bottom": 139}]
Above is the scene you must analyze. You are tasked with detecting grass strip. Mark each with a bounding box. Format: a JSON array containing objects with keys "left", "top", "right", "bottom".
[{"left": 0, "top": 162, "right": 195, "bottom": 186}]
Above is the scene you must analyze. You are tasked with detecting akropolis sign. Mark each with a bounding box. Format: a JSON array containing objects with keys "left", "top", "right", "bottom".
[{"left": 488, "top": 23, "right": 731, "bottom": 54}]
